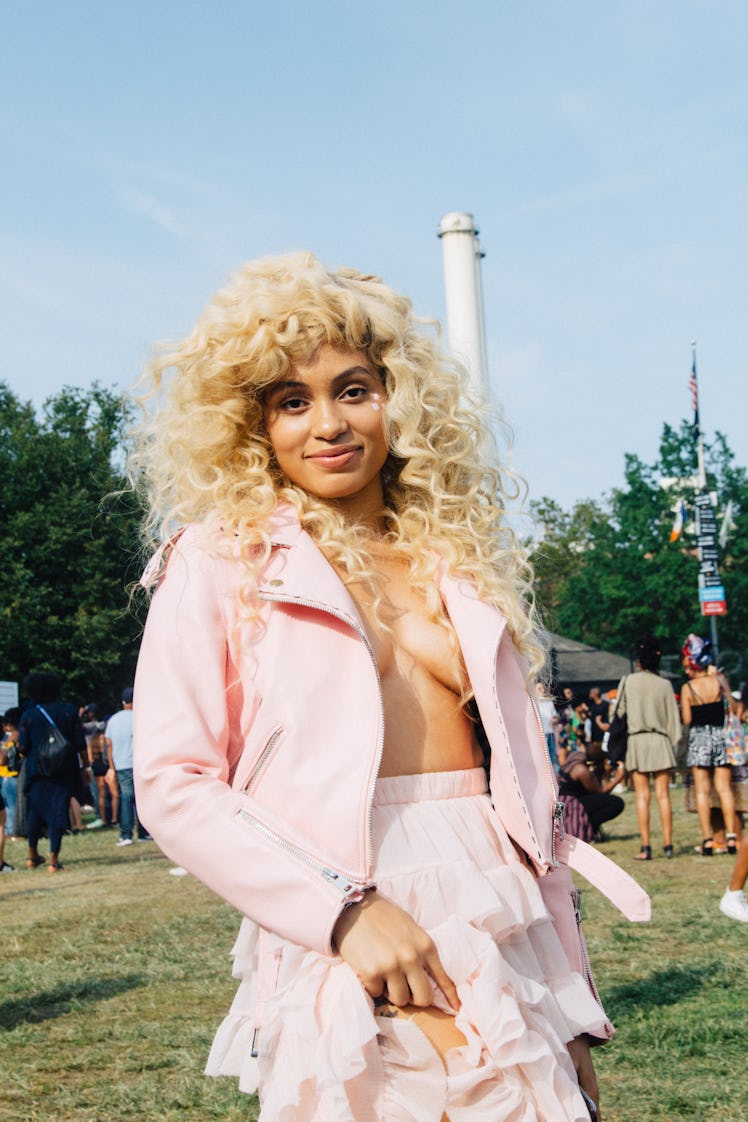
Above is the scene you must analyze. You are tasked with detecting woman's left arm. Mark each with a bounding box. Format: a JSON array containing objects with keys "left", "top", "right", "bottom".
[
  {"left": 568, "top": 1035, "right": 600, "bottom": 1118},
  {"left": 680, "top": 683, "right": 692, "bottom": 727}
]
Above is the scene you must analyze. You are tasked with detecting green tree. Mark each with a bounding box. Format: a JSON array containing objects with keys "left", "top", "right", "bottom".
[
  {"left": 530, "top": 422, "right": 748, "bottom": 675},
  {"left": 0, "top": 382, "right": 145, "bottom": 709}
]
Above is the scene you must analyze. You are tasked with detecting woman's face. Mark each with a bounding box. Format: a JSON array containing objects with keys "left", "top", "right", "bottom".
[{"left": 263, "top": 345, "right": 390, "bottom": 520}]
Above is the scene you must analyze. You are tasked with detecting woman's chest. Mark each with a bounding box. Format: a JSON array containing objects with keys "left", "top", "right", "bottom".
[{"left": 347, "top": 563, "right": 466, "bottom": 695}]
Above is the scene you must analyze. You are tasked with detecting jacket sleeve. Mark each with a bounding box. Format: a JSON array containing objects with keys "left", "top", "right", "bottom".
[{"left": 133, "top": 528, "right": 359, "bottom": 956}]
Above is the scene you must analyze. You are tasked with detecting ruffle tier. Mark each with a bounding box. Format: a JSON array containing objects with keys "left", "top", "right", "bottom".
[{"left": 206, "top": 768, "right": 607, "bottom": 1121}]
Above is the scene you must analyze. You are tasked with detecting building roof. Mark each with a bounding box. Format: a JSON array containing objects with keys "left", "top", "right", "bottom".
[{"left": 545, "top": 631, "right": 632, "bottom": 692}]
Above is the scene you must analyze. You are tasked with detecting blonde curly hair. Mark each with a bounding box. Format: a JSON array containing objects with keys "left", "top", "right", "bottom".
[{"left": 130, "top": 251, "right": 543, "bottom": 675}]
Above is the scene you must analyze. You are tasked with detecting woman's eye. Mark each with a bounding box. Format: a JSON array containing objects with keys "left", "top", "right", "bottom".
[
  {"left": 341, "top": 385, "right": 368, "bottom": 401},
  {"left": 279, "top": 396, "right": 308, "bottom": 411}
]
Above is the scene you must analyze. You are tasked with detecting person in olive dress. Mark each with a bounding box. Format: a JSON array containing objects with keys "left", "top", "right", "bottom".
[{"left": 615, "top": 634, "right": 681, "bottom": 860}]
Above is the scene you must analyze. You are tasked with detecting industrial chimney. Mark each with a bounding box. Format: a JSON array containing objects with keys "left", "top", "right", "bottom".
[{"left": 437, "top": 211, "right": 489, "bottom": 402}]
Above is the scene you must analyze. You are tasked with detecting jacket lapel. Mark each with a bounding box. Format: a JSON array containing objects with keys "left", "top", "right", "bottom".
[{"left": 259, "top": 526, "right": 367, "bottom": 634}]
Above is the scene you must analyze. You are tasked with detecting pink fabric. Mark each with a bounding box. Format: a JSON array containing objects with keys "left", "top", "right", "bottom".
[
  {"left": 206, "top": 769, "right": 605, "bottom": 1121},
  {"left": 134, "top": 514, "right": 649, "bottom": 970}
]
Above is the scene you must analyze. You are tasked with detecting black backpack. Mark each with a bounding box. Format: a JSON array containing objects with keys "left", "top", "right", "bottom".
[{"left": 36, "top": 706, "right": 74, "bottom": 779}]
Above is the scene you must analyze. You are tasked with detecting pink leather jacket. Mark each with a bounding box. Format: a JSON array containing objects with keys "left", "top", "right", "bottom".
[{"left": 133, "top": 508, "right": 649, "bottom": 1036}]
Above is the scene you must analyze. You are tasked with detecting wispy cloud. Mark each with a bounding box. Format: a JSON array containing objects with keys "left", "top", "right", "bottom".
[{"left": 113, "top": 184, "right": 187, "bottom": 238}]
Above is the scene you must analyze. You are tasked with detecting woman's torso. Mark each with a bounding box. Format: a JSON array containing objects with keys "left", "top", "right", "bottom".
[
  {"left": 621, "top": 671, "right": 677, "bottom": 739},
  {"left": 344, "top": 550, "right": 483, "bottom": 777},
  {"left": 684, "top": 677, "right": 724, "bottom": 728}
]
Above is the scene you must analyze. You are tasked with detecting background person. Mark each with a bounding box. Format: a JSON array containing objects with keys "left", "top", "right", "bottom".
[
  {"left": 18, "top": 671, "right": 87, "bottom": 872},
  {"left": 82, "top": 703, "right": 118, "bottom": 829},
  {"left": 720, "top": 831, "right": 748, "bottom": 922},
  {"left": 0, "top": 707, "right": 22, "bottom": 839},
  {"left": 680, "top": 634, "right": 738, "bottom": 856},
  {"left": 588, "top": 686, "right": 610, "bottom": 753},
  {"left": 615, "top": 633, "right": 680, "bottom": 860},
  {"left": 105, "top": 688, "right": 148, "bottom": 846},
  {"left": 557, "top": 745, "right": 625, "bottom": 841}
]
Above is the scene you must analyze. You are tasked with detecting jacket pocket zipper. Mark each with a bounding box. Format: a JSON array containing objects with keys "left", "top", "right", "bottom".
[
  {"left": 236, "top": 806, "right": 369, "bottom": 901},
  {"left": 241, "top": 727, "right": 284, "bottom": 793}
]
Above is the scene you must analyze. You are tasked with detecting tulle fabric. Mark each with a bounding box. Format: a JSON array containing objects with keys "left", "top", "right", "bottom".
[{"left": 206, "top": 769, "right": 607, "bottom": 1120}]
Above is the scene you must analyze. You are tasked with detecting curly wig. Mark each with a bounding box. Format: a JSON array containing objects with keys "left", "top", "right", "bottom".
[{"left": 131, "top": 252, "right": 543, "bottom": 675}]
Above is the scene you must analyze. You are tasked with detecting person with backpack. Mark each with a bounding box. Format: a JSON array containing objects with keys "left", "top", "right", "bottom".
[{"left": 17, "top": 671, "right": 87, "bottom": 872}]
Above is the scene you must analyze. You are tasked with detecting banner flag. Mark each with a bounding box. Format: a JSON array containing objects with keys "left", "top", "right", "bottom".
[
  {"left": 689, "top": 351, "right": 700, "bottom": 443},
  {"left": 669, "top": 498, "right": 686, "bottom": 542}
]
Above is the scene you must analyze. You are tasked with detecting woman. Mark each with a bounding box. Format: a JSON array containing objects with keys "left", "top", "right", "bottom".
[
  {"left": 132, "top": 253, "right": 648, "bottom": 1122},
  {"left": 0, "top": 707, "right": 21, "bottom": 839},
  {"left": 83, "top": 704, "right": 119, "bottom": 828},
  {"left": 557, "top": 747, "right": 625, "bottom": 842},
  {"left": 680, "top": 634, "right": 737, "bottom": 856},
  {"left": 615, "top": 634, "right": 680, "bottom": 860},
  {"left": 17, "top": 671, "right": 87, "bottom": 872}
]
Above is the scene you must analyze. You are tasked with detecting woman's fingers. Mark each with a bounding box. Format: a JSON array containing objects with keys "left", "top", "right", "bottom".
[
  {"left": 333, "top": 892, "right": 459, "bottom": 1010},
  {"left": 425, "top": 953, "right": 460, "bottom": 1011}
]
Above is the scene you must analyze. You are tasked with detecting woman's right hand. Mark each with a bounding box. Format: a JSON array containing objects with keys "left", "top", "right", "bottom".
[{"left": 332, "top": 890, "right": 459, "bottom": 1011}]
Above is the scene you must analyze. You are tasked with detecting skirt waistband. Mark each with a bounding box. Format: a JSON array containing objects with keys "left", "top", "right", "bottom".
[{"left": 373, "top": 767, "right": 488, "bottom": 806}]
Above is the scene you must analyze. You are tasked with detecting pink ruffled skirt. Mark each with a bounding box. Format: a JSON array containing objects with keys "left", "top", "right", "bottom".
[{"left": 206, "top": 769, "right": 607, "bottom": 1121}]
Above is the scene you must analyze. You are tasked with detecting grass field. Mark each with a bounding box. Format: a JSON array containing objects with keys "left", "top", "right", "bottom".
[{"left": 1, "top": 787, "right": 746, "bottom": 1122}]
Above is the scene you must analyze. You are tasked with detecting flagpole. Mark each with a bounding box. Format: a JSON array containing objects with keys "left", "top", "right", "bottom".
[{"left": 691, "top": 342, "right": 707, "bottom": 491}]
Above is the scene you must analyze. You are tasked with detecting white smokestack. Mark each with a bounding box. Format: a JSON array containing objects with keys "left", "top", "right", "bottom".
[{"left": 437, "top": 211, "right": 490, "bottom": 402}]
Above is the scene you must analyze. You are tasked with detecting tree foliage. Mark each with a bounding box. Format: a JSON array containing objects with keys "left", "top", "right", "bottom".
[
  {"left": 530, "top": 422, "right": 748, "bottom": 677},
  {"left": 0, "top": 382, "right": 145, "bottom": 710}
]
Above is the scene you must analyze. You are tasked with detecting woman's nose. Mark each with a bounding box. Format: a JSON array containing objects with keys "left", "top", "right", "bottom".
[{"left": 313, "top": 400, "right": 348, "bottom": 438}]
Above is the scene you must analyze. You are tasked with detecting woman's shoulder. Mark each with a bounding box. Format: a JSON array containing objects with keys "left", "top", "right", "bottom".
[{"left": 141, "top": 522, "right": 242, "bottom": 592}]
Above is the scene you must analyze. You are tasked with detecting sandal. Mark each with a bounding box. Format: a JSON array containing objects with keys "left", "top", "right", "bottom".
[
  {"left": 26, "top": 855, "right": 46, "bottom": 869},
  {"left": 697, "top": 838, "right": 714, "bottom": 856},
  {"left": 634, "top": 845, "right": 652, "bottom": 861},
  {"left": 47, "top": 863, "right": 65, "bottom": 873},
  {"left": 663, "top": 845, "right": 674, "bottom": 859},
  {"left": 726, "top": 834, "right": 738, "bottom": 856}
]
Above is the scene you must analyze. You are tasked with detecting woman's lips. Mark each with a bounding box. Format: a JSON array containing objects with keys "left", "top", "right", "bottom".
[{"left": 305, "top": 446, "right": 361, "bottom": 468}]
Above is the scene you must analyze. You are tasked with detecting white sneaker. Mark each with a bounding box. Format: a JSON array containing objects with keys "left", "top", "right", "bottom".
[
  {"left": 86, "top": 818, "right": 104, "bottom": 830},
  {"left": 116, "top": 837, "right": 133, "bottom": 847},
  {"left": 719, "top": 888, "right": 748, "bottom": 922}
]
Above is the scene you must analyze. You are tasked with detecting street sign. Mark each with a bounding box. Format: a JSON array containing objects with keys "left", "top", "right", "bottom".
[{"left": 696, "top": 493, "right": 727, "bottom": 616}]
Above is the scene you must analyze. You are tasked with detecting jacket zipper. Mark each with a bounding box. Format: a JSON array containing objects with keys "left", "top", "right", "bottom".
[
  {"left": 258, "top": 589, "right": 385, "bottom": 877},
  {"left": 236, "top": 806, "right": 366, "bottom": 899},
  {"left": 573, "top": 888, "right": 597, "bottom": 994},
  {"left": 241, "top": 727, "right": 283, "bottom": 793},
  {"left": 529, "top": 694, "right": 565, "bottom": 868}
]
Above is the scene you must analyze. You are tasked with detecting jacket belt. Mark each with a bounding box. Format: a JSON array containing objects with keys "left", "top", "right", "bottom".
[{"left": 557, "top": 836, "right": 651, "bottom": 922}]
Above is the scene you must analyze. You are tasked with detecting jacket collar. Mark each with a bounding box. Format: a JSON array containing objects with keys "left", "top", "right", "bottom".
[
  {"left": 259, "top": 505, "right": 365, "bottom": 631},
  {"left": 261, "top": 503, "right": 510, "bottom": 649}
]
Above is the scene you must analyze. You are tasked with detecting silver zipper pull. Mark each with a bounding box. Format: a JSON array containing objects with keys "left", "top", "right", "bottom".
[{"left": 322, "top": 867, "right": 369, "bottom": 902}]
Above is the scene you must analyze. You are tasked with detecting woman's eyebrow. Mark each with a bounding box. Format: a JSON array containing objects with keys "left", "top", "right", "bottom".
[
  {"left": 266, "top": 367, "right": 377, "bottom": 398},
  {"left": 330, "top": 365, "right": 377, "bottom": 386},
  {"left": 266, "top": 379, "right": 306, "bottom": 396}
]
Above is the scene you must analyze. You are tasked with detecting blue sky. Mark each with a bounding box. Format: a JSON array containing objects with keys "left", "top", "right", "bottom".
[{"left": 2, "top": 1, "right": 746, "bottom": 509}]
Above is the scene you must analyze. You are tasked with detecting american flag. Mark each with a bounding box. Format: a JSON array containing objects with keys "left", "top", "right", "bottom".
[{"left": 689, "top": 350, "right": 699, "bottom": 439}]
